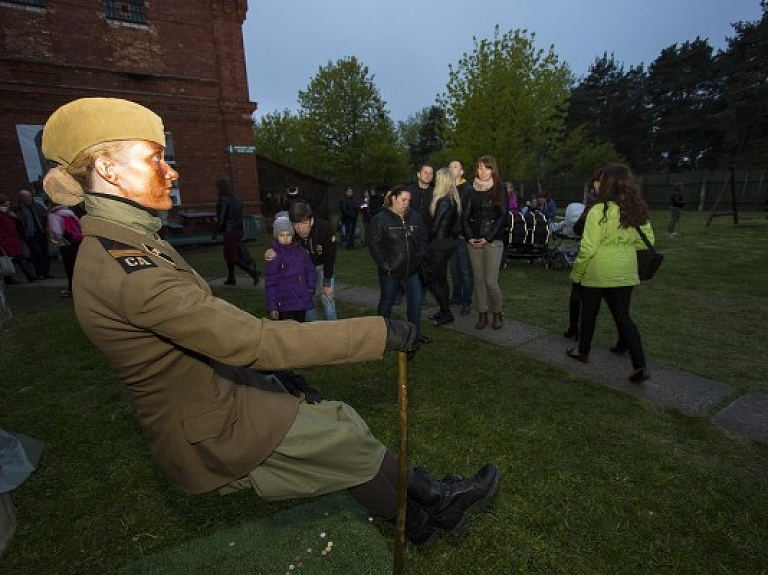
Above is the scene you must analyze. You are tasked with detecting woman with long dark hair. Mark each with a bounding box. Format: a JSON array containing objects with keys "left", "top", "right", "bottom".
[
  {"left": 566, "top": 163, "right": 654, "bottom": 382},
  {"left": 461, "top": 156, "right": 508, "bottom": 330}
]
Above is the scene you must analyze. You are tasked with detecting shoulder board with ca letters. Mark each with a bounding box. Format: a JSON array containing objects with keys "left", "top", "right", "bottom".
[{"left": 98, "top": 238, "right": 157, "bottom": 274}]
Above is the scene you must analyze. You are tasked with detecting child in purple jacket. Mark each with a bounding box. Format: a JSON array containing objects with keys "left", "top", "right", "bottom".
[{"left": 265, "top": 216, "right": 317, "bottom": 322}]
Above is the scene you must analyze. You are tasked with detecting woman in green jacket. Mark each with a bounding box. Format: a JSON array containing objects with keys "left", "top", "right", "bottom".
[{"left": 566, "top": 164, "right": 653, "bottom": 383}]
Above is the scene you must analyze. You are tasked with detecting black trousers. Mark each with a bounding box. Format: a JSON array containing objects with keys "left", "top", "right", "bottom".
[
  {"left": 59, "top": 243, "right": 80, "bottom": 291},
  {"left": 25, "top": 232, "right": 50, "bottom": 278},
  {"left": 428, "top": 243, "right": 456, "bottom": 316},
  {"left": 578, "top": 285, "right": 646, "bottom": 369}
]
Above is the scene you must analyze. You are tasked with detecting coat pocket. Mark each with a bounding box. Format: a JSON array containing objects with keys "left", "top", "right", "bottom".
[{"left": 183, "top": 402, "right": 238, "bottom": 444}]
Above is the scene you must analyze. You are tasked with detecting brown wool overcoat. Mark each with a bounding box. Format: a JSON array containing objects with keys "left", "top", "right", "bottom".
[{"left": 73, "top": 214, "right": 387, "bottom": 494}]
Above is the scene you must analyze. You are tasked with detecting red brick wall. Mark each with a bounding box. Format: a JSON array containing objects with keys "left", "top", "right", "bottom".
[{"left": 0, "top": 0, "right": 261, "bottom": 214}]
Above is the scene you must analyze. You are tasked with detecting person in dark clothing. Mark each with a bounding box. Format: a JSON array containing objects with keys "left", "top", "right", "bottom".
[
  {"left": 282, "top": 202, "right": 338, "bottom": 321},
  {"left": 368, "top": 185, "right": 430, "bottom": 342},
  {"left": 667, "top": 182, "right": 685, "bottom": 236},
  {"left": 408, "top": 164, "right": 435, "bottom": 227},
  {"left": 281, "top": 186, "right": 305, "bottom": 213},
  {"left": 338, "top": 187, "right": 359, "bottom": 249},
  {"left": 14, "top": 189, "right": 51, "bottom": 279},
  {"left": 369, "top": 187, "right": 385, "bottom": 218},
  {"left": 426, "top": 168, "right": 461, "bottom": 326},
  {"left": 212, "top": 178, "right": 261, "bottom": 286},
  {"left": 448, "top": 160, "right": 473, "bottom": 316}
]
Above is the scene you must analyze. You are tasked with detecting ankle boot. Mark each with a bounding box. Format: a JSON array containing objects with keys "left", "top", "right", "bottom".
[
  {"left": 403, "top": 500, "right": 439, "bottom": 550},
  {"left": 408, "top": 464, "right": 501, "bottom": 537},
  {"left": 492, "top": 312, "right": 503, "bottom": 330},
  {"left": 475, "top": 312, "right": 488, "bottom": 330}
]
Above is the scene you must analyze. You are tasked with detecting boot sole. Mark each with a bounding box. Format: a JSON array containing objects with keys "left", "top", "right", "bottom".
[
  {"left": 446, "top": 469, "right": 502, "bottom": 539},
  {"left": 412, "top": 528, "right": 440, "bottom": 551}
]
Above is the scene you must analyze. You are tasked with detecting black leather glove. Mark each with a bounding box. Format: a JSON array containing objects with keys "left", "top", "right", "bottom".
[
  {"left": 384, "top": 318, "right": 420, "bottom": 356},
  {"left": 273, "top": 370, "right": 324, "bottom": 404}
]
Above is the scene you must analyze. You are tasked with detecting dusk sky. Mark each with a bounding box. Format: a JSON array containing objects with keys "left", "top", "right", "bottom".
[{"left": 242, "top": 0, "right": 763, "bottom": 123}]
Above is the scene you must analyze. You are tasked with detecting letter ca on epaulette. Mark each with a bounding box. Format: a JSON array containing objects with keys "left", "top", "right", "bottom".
[{"left": 99, "top": 238, "right": 158, "bottom": 273}]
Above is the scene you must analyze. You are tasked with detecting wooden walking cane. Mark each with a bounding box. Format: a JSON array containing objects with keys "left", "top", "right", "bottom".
[{"left": 393, "top": 351, "right": 408, "bottom": 575}]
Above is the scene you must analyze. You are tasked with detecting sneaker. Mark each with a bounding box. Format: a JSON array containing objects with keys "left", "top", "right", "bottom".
[
  {"left": 223, "top": 279, "right": 236, "bottom": 286},
  {"left": 60, "top": 289, "right": 72, "bottom": 298}
]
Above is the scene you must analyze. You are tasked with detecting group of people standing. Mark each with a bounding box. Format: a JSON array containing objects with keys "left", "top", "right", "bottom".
[
  {"left": 0, "top": 188, "right": 83, "bottom": 297},
  {"left": 363, "top": 158, "right": 658, "bottom": 384},
  {"left": 367, "top": 156, "right": 510, "bottom": 338}
]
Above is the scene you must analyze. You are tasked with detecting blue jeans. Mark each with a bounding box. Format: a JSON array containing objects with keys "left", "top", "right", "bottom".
[
  {"left": 449, "top": 239, "right": 473, "bottom": 307},
  {"left": 377, "top": 273, "right": 423, "bottom": 336},
  {"left": 305, "top": 265, "right": 337, "bottom": 321}
]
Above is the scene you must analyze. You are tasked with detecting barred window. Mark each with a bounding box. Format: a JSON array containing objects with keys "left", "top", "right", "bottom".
[
  {"left": 104, "top": 0, "right": 147, "bottom": 25},
  {"left": 1, "top": 0, "right": 46, "bottom": 7}
]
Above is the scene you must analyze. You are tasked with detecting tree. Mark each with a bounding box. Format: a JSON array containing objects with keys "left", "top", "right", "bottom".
[
  {"left": 567, "top": 54, "right": 651, "bottom": 169},
  {"left": 547, "top": 126, "right": 623, "bottom": 182},
  {"left": 646, "top": 38, "right": 721, "bottom": 170},
  {"left": 717, "top": 1, "right": 768, "bottom": 166},
  {"left": 253, "top": 109, "right": 302, "bottom": 165},
  {"left": 437, "top": 26, "right": 573, "bottom": 180},
  {"left": 297, "top": 56, "right": 406, "bottom": 184},
  {"left": 397, "top": 105, "right": 447, "bottom": 169}
]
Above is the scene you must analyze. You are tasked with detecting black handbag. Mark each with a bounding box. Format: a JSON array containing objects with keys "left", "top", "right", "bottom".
[{"left": 635, "top": 226, "right": 663, "bottom": 281}]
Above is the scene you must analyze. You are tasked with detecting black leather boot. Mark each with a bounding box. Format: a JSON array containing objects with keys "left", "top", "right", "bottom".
[
  {"left": 224, "top": 264, "right": 236, "bottom": 285},
  {"left": 404, "top": 500, "right": 440, "bottom": 550},
  {"left": 408, "top": 464, "right": 501, "bottom": 537}
]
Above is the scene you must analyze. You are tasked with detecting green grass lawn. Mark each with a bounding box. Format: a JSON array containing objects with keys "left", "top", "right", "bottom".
[{"left": 1, "top": 210, "right": 767, "bottom": 574}]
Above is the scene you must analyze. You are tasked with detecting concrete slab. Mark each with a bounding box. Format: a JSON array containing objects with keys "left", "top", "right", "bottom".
[
  {"left": 334, "top": 285, "right": 379, "bottom": 308},
  {"left": 441, "top": 314, "right": 548, "bottom": 346},
  {"left": 519, "top": 336, "right": 735, "bottom": 416},
  {"left": 713, "top": 393, "right": 768, "bottom": 444}
]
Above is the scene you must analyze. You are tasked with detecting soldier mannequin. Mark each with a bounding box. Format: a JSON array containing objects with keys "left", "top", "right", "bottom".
[{"left": 40, "top": 97, "right": 500, "bottom": 549}]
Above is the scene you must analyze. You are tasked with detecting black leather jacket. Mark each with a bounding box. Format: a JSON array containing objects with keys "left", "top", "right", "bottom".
[
  {"left": 461, "top": 186, "right": 509, "bottom": 242},
  {"left": 430, "top": 195, "right": 458, "bottom": 242},
  {"left": 214, "top": 196, "right": 244, "bottom": 233},
  {"left": 368, "top": 208, "right": 428, "bottom": 279}
]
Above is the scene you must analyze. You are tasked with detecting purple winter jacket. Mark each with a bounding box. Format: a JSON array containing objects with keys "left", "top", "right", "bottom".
[{"left": 264, "top": 240, "right": 317, "bottom": 313}]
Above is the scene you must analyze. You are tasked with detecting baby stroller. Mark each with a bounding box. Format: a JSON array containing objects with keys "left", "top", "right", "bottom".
[
  {"left": 543, "top": 231, "right": 581, "bottom": 271},
  {"left": 543, "top": 201, "right": 586, "bottom": 271},
  {"left": 506, "top": 211, "right": 551, "bottom": 263}
]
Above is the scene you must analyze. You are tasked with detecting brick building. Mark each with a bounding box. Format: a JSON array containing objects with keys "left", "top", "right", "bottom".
[{"left": 0, "top": 0, "right": 261, "bottom": 216}]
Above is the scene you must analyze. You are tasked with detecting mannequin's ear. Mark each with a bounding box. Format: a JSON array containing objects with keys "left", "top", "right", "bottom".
[{"left": 93, "top": 156, "right": 119, "bottom": 184}]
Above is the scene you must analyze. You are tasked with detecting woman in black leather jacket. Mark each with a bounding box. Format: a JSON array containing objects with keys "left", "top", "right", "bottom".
[
  {"left": 461, "top": 156, "right": 509, "bottom": 330},
  {"left": 426, "top": 167, "right": 461, "bottom": 326},
  {"left": 368, "top": 185, "right": 429, "bottom": 341}
]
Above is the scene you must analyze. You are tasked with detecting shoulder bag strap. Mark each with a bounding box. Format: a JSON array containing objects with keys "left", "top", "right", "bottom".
[{"left": 634, "top": 226, "right": 655, "bottom": 252}]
